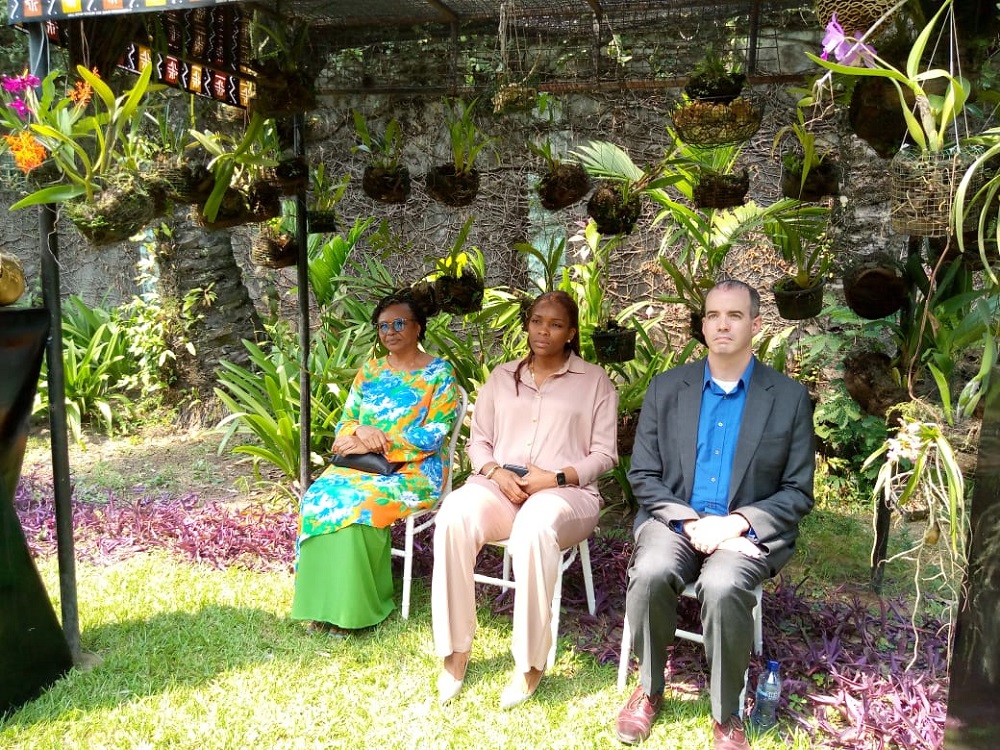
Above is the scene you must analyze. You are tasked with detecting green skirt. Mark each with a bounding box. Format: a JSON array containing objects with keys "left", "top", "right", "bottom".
[{"left": 290, "top": 525, "right": 395, "bottom": 629}]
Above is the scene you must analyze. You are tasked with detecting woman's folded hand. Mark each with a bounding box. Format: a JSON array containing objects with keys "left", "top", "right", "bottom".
[
  {"left": 494, "top": 467, "right": 529, "bottom": 504},
  {"left": 353, "top": 425, "right": 390, "bottom": 453},
  {"left": 332, "top": 434, "right": 368, "bottom": 455}
]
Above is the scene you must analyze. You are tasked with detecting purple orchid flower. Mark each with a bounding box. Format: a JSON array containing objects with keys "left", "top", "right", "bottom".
[
  {"left": 1, "top": 72, "right": 41, "bottom": 95},
  {"left": 820, "top": 14, "right": 877, "bottom": 68},
  {"left": 7, "top": 98, "right": 29, "bottom": 119}
]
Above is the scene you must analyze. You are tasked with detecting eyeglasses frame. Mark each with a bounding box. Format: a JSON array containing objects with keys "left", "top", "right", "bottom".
[{"left": 375, "top": 317, "right": 414, "bottom": 334}]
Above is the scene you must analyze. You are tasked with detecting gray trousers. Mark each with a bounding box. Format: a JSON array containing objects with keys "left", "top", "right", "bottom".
[{"left": 625, "top": 518, "right": 770, "bottom": 722}]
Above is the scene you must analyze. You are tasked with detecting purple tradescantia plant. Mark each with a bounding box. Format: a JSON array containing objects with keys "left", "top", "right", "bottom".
[
  {"left": 14, "top": 469, "right": 950, "bottom": 748},
  {"left": 820, "top": 14, "right": 878, "bottom": 68}
]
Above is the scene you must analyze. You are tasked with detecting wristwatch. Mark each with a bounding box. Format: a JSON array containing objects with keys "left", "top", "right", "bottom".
[{"left": 555, "top": 471, "right": 567, "bottom": 487}]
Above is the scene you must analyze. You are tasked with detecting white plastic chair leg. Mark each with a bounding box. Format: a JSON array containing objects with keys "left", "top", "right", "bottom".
[{"left": 399, "top": 516, "right": 415, "bottom": 620}]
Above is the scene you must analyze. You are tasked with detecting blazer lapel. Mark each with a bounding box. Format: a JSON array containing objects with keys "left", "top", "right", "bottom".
[
  {"left": 677, "top": 368, "right": 702, "bottom": 498},
  {"left": 729, "top": 372, "right": 775, "bottom": 503}
]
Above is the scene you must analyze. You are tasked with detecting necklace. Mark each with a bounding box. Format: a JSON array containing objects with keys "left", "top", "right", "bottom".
[
  {"left": 529, "top": 357, "right": 562, "bottom": 386},
  {"left": 390, "top": 353, "right": 421, "bottom": 371}
]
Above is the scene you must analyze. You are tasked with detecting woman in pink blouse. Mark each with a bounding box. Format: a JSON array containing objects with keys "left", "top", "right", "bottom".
[{"left": 431, "top": 290, "right": 619, "bottom": 708}]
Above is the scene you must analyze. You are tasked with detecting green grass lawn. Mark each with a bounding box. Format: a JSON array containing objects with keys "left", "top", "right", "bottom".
[{"left": 2, "top": 552, "right": 821, "bottom": 750}]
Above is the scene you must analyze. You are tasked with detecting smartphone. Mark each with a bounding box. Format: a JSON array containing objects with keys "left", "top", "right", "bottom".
[{"left": 502, "top": 464, "right": 529, "bottom": 477}]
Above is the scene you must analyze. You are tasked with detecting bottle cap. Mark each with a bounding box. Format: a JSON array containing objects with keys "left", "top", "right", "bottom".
[{"left": 767, "top": 659, "right": 779, "bottom": 670}]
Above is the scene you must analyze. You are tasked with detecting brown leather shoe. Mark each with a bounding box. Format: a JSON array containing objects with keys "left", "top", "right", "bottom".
[
  {"left": 615, "top": 686, "right": 663, "bottom": 744},
  {"left": 713, "top": 716, "right": 751, "bottom": 750}
]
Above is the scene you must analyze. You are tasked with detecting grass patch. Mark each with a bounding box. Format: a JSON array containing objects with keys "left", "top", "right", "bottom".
[{"left": 1, "top": 553, "right": 822, "bottom": 750}]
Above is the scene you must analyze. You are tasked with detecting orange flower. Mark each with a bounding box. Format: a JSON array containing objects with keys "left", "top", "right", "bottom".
[
  {"left": 69, "top": 78, "right": 92, "bottom": 106},
  {"left": 3, "top": 131, "right": 47, "bottom": 173}
]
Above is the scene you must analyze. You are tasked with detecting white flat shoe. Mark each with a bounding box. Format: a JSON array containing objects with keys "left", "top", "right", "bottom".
[
  {"left": 437, "top": 670, "right": 464, "bottom": 704},
  {"left": 499, "top": 672, "right": 541, "bottom": 710}
]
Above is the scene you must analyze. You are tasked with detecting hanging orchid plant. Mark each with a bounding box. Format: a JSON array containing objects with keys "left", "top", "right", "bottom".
[{"left": 804, "top": 0, "right": 970, "bottom": 154}]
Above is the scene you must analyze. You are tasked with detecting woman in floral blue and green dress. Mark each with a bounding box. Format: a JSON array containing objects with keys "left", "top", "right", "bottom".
[{"left": 291, "top": 291, "right": 459, "bottom": 633}]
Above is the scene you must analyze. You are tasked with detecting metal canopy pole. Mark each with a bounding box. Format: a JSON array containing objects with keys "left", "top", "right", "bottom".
[
  {"left": 28, "top": 24, "right": 81, "bottom": 664},
  {"left": 295, "top": 112, "right": 312, "bottom": 493}
]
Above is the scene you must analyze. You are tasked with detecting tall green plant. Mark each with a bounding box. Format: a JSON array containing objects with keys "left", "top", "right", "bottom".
[
  {"left": 763, "top": 205, "right": 831, "bottom": 290},
  {"left": 352, "top": 111, "right": 404, "bottom": 170},
  {"left": 443, "top": 98, "right": 493, "bottom": 175},
  {"left": 215, "top": 332, "right": 367, "bottom": 485},
  {"left": 307, "top": 217, "right": 377, "bottom": 307},
  {"left": 564, "top": 222, "right": 624, "bottom": 329},
  {"left": 653, "top": 197, "right": 816, "bottom": 313},
  {"left": 423, "top": 287, "right": 527, "bottom": 395},
  {"left": 34, "top": 296, "right": 137, "bottom": 442}
]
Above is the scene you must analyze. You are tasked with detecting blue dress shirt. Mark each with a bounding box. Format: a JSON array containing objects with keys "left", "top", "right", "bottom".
[{"left": 690, "top": 358, "right": 755, "bottom": 516}]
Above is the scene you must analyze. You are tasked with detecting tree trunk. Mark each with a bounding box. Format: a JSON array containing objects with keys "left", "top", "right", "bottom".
[{"left": 154, "top": 212, "right": 263, "bottom": 426}]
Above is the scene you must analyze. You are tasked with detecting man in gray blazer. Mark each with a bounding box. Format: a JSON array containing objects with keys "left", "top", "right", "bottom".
[{"left": 614, "top": 280, "right": 815, "bottom": 750}]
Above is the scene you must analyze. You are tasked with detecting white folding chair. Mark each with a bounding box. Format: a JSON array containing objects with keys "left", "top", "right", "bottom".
[
  {"left": 472, "top": 537, "right": 596, "bottom": 669},
  {"left": 393, "top": 384, "right": 468, "bottom": 620},
  {"left": 616, "top": 582, "right": 763, "bottom": 713}
]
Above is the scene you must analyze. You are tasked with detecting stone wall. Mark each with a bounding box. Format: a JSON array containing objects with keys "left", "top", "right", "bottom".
[{"left": 1, "top": 12, "right": 913, "bottom": 327}]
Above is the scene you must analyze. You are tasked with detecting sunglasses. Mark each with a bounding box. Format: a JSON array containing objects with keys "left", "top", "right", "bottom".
[{"left": 375, "top": 318, "right": 413, "bottom": 334}]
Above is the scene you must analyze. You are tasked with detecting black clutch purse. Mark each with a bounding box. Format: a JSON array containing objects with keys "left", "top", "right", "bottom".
[{"left": 329, "top": 452, "right": 404, "bottom": 475}]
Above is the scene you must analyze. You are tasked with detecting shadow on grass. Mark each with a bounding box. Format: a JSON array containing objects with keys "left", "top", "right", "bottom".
[{"left": 1, "top": 604, "right": 308, "bottom": 730}]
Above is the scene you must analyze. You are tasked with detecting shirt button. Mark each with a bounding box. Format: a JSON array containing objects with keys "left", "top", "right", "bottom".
[
  {"left": 714, "top": 449, "right": 720, "bottom": 455},
  {"left": 717, "top": 422, "right": 724, "bottom": 427},
  {"left": 710, "top": 477, "right": 717, "bottom": 483}
]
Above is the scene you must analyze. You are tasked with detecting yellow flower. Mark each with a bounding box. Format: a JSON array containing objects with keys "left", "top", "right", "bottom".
[{"left": 3, "top": 131, "right": 47, "bottom": 173}]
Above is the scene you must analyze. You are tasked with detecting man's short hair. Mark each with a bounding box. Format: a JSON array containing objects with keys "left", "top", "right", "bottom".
[{"left": 707, "top": 279, "right": 760, "bottom": 318}]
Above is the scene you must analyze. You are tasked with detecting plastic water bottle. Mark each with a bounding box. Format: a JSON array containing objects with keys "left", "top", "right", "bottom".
[{"left": 751, "top": 660, "right": 782, "bottom": 730}]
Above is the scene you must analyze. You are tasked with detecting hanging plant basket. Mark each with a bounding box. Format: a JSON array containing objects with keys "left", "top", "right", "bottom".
[
  {"left": 434, "top": 269, "right": 484, "bottom": 314},
  {"left": 148, "top": 161, "right": 213, "bottom": 206},
  {"left": 591, "top": 324, "right": 636, "bottom": 363},
  {"left": 684, "top": 71, "right": 746, "bottom": 105},
  {"left": 693, "top": 169, "right": 750, "bottom": 209},
  {"left": 671, "top": 94, "right": 765, "bottom": 147},
  {"left": 843, "top": 348, "right": 907, "bottom": 418},
  {"left": 843, "top": 254, "right": 908, "bottom": 319},
  {"left": 66, "top": 180, "right": 158, "bottom": 246},
  {"left": 848, "top": 77, "right": 912, "bottom": 159},
  {"left": 813, "top": 0, "right": 900, "bottom": 35},
  {"left": 409, "top": 279, "right": 439, "bottom": 316},
  {"left": 587, "top": 182, "right": 641, "bottom": 235},
  {"left": 426, "top": 165, "right": 480, "bottom": 207},
  {"left": 617, "top": 409, "right": 641, "bottom": 456},
  {"left": 272, "top": 157, "right": 309, "bottom": 195},
  {"left": 195, "top": 188, "right": 255, "bottom": 230},
  {"left": 307, "top": 210, "right": 339, "bottom": 234},
  {"left": 889, "top": 146, "right": 983, "bottom": 238},
  {"left": 247, "top": 180, "right": 282, "bottom": 221},
  {"left": 0, "top": 251, "right": 26, "bottom": 306},
  {"left": 537, "top": 164, "right": 591, "bottom": 210},
  {"left": 780, "top": 159, "right": 841, "bottom": 201},
  {"left": 771, "top": 277, "right": 825, "bottom": 320},
  {"left": 250, "top": 70, "right": 317, "bottom": 118},
  {"left": 362, "top": 165, "right": 411, "bottom": 204},
  {"left": 250, "top": 232, "right": 298, "bottom": 269}
]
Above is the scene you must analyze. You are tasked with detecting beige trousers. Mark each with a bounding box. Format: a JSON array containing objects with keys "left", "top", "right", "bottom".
[{"left": 431, "top": 477, "right": 600, "bottom": 672}]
